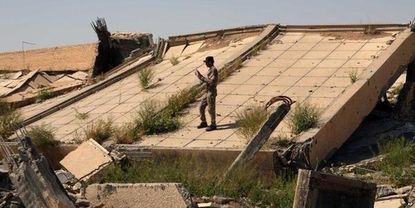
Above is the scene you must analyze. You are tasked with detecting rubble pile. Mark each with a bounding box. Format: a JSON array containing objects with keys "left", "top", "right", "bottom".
[
  {"left": 5, "top": 136, "right": 74, "bottom": 207},
  {"left": 0, "top": 164, "right": 23, "bottom": 208}
]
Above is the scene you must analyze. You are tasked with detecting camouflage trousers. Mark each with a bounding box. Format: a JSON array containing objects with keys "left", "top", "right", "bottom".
[{"left": 199, "top": 92, "right": 216, "bottom": 125}]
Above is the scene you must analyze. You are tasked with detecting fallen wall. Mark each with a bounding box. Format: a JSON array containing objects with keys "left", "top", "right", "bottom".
[
  {"left": 296, "top": 28, "right": 415, "bottom": 167},
  {"left": 7, "top": 137, "right": 74, "bottom": 208}
]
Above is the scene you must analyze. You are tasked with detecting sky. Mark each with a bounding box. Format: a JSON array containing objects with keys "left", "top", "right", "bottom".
[{"left": 0, "top": 0, "right": 414, "bottom": 52}]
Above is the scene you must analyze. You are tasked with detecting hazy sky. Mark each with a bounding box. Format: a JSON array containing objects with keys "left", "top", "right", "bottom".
[{"left": 1, "top": 0, "right": 414, "bottom": 52}]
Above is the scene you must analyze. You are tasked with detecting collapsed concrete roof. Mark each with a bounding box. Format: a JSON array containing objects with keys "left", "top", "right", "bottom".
[
  {"left": 132, "top": 24, "right": 411, "bottom": 152},
  {"left": 13, "top": 23, "right": 415, "bottom": 168},
  {"left": 18, "top": 24, "right": 266, "bottom": 143},
  {"left": 111, "top": 32, "right": 151, "bottom": 40},
  {"left": 0, "top": 29, "right": 154, "bottom": 108},
  {"left": 1, "top": 71, "right": 88, "bottom": 107}
]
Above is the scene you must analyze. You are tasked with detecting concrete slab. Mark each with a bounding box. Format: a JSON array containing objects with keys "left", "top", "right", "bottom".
[
  {"left": 20, "top": 30, "right": 260, "bottom": 143},
  {"left": 60, "top": 139, "right": 112, "bottom": 180},
  {"left": 215, "top": 139, "right": 246, "bottom": 148},
  {"left": 374, "top": 199, "right": 402, "bottom": 208},
  {"left": 270, "top": 76, "right": 302, "bottom": 86},
  {"left": 157, "top": 138, "right": 194, "bottom": 148},
  {"left": 136, "top": 25, "right": 409, "bottom": 153},
  {"left": 186, "top": 139, "right": 221, "bottom": 148},
  {"left": 86, "top": 183, "right": 192, "bottom": 208},
  {"left": 300, "top": 28, "right": 415, "bottom": 167},
  {"left": 164, "top": 45, "right": 186, "bottom": 59},
  {"left": 18, "top": 24, "right": 412, "bottom": 166},
  {"left": 181, "top": 41, "right": 204, "bottom": 56},
  {"left": 231, "top": 84, "right": 263, "bottom": 95}
]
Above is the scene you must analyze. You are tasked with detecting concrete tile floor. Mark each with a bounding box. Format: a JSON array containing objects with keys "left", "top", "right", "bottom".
[
  {"left": 139, "top": 31, "right": 397, "bottom": 149},
  {"left": 23, "top": 35, "right": 260, "bottom": 143}
]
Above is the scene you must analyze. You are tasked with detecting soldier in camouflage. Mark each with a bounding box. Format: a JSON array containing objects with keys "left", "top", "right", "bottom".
[{"left": 195, "top": 56, "right": 218, "bottom": 131}]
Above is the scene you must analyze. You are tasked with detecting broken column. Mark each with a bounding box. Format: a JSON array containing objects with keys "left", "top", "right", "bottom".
[{"left": 7, "top": 136, "right": 75, "bottom": 208}]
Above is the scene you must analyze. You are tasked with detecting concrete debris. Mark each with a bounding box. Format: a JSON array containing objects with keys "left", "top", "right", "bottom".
[
  {"left": 197, "top": 202, "right": 213, "bottom": 208},
  {"left": 193, "top": 195, "right": 237, "bottom": 208},
  {"left": 0, "top": 164, "right": 23, "bottom": 208},
  {"left": 396, "top": 186, "right": 413, "bottom": 194},
  {"left": 376, "top": 184, "right": 396, "bottom": 198},
  {"left": 60, "top": 139, "right": 114, "bottom": 181},
  {"left": 374, "top": 198, "right": 403, "bottom": 208},
  {"left": 92, "top": 18, "right": 154, "bottom": 76},
  {"left": 111, "top": 32, "right": 149, "bottom": 39},
  {"left": 335, "top": 156, "right": 385, "bottom": 173},
  {"left": 293, "top": 169, "right": 376, "bottom": 208},
  {"left": 2, "top": 70, "right": 88, "bottom": 108},
  {"left": 55, "top": 169, "right": 75, "bottom": 185},
  {"left": 212, "top": 196, "right": 234, "bottom": 204},
  {"left": 68, "top": 71, "right": 89, "bottom": 81},
  {"left": 75, "top": 198, "right": 91, "bottom": 207},
  {"left": 85, "top": 183, "right": 192, "bottom": 208},
  {"left": 7, "top": 136, "right": 75, "bottom": 208},
  {"left": 371, "top": 185, "right": 415, "bottom": 208},
  {"left": 374, "top": 185, "right": 413, "bottom": 200}
]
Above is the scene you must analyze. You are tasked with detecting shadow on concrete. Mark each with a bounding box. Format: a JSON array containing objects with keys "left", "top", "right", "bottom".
[{"left": 216, "top": 122, "right": 238, "bottom": 130}]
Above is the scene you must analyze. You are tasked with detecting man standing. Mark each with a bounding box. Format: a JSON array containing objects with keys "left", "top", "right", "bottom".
[{"left": 195, "top": 56, "right": 218, "bottom": 131}]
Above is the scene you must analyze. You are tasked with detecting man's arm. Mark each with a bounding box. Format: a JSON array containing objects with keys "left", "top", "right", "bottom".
[
  {"left": 196, "top": 69, "right": 218, "bottom": 84},
  {"left": 195, "top": 70, "right": 207, "bottom": 82}
]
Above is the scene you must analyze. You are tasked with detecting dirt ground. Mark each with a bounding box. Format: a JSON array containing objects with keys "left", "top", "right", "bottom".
[{"left": 0, "top": 43, "right": 98, "bottom": 72}]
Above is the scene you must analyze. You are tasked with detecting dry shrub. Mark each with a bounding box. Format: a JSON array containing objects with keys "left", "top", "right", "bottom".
[
  {"left": 113, "top": 122, "right": 141, "bottom": 144},
  {"left": 83, "top": 118, "right": 114, "bottom": 144},
  {"left": 0, "top": 99, "right": 21, "bottom": 139},
  {"left": 28, "top": 125, "right": 58, "bottom": 148},
  {"left": 235, "top": 105, "right": 269, "bottom": 140}
]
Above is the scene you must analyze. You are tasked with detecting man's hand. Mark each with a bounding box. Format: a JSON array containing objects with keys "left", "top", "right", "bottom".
[{"left": 195, "top": 70, "right": 205, "bottom": 81}]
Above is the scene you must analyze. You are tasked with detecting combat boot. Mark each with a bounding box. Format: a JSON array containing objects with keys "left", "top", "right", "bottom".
[
  {"left": 197, "top": 122, "right": 208, "bottom": 129},
  {"left": 206, "top": 125, "right": 217, "bottom": 131}
]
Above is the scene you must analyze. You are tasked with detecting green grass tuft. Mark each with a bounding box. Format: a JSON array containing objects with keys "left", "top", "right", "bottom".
[
  {"left": 378, "top": 137, "right": 415, "bottom": 186},
  {"left": 27, "top": 125, "right": 58, "bottom": 148},
  {"left": 100, "top": 155, "right": 296, "bottom": 208},
  {"left": 235, "top": 105, "right": 270, "bottom": 140},
  {"left": 138, "top": 67, "right": 155, "bottom": 90},
  {"left": 0, "top": 99, "right": 21, "bottom": 139},
  {"left": 348, "top": 69, "right": 359, "bottom": 83},
  {"left": 36, "top": 88, "right": 53, "bottom": 102},
  {"left": 134, "top": 100, "right": 181, "bottom": 135},
  {"left": 83, "top": 118, "right": 114, "bottom": 144},
  {"left": 288, "top": 102, "right": 320, "bottom": 135},
  {"left": 165, "top": 88, "right": 199, "bottom": 117},
  {"left": 74, "top": 108, "right": 89, "bottom": 120},
  {"left": 113, "top": 122, "right": 141, "bottom": 144},
  {"left": 169, "top": 56, "right": 180, "bottom": 66},
  {"left": 270, "top": 135, "right": 294, "bottom": 149}
]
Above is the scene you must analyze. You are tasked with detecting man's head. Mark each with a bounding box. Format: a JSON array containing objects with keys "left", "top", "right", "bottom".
[{"left": 204, "top": 56, "right": 214, "bottom": 67}]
